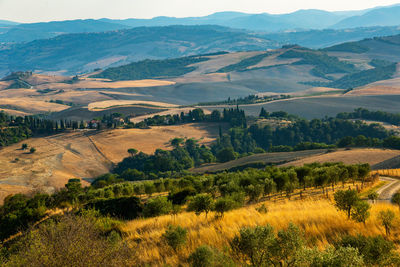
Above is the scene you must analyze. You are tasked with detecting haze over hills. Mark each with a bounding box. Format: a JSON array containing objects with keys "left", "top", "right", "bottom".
[
  {"left": 332, "top": 5, "right": 400, "bottom": 28},
  {"left": 0, "top": 4, "right": 399, "bottom": 44},
  {"left": 0, "top": 19, "right": 130, "bottom": 43},
  {"left": 0, "top": 25, "right": 279, "bottom": 76}
]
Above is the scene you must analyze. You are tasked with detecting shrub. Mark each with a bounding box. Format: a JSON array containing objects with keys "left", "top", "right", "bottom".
[
  {"left": 162, "top": 225, "right": 187, "bottom": 252},
  {"left": 143, "top": 196, "right": 172, "bottom": 217},
  {"left": 213, "top": 197, "right": 237, "bottom": 218},
  {"left": 188, "top": 245, "right": 235, "bottom": 267},
  {"left": 4, "top": 214, "right": 135, "bottom": 266},
  {"left": 85, "top": 197, "right": 142, "bottom": 220},
  {"left": 336, "top": 234, "right": 396, "bottom": 265},
  {"left": 168, "top": 187, "right": 197, "bottom": 205}
]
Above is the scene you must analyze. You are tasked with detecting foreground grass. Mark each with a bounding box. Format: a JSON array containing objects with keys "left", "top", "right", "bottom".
[{"left": 122, "top": 198, "right": 400, "bottom": 266}]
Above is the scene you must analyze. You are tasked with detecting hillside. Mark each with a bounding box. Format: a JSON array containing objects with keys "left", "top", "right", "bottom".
[
  {"left": 262, "top": 26, "right": 400, "bottom": 48},
  {"left": 103, "top": 6, "right": 400, "bottom": 32},
  {"left": 0, "top": 19, "right": 130, "bottom": 43},
  {"left": 1, "top": 35, "right": 400, "bottom": 117},
  {"left": 0, "top": 123, "right": 219, "bottom": 203},
  {"left": 0, "top": 25, "right": 278, "bottom": 76},
  {"left": 333, "top": 5, "right": 400, "bottom": 28}
]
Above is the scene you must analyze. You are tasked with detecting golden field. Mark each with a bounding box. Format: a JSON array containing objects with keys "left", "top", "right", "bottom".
[
  {"left": 122, "top": 198, "right": 400, "bottom": 266},
  {"left": 0, "top": 123, "right": 220, "bottom": 203},
  {"left": 372, "top": 169, "right": 400, "bottom": 178}
]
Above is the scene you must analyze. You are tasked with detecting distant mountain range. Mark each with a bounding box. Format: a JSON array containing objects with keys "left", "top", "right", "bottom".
[
  {"left": 0, "top": 19, "right": 129, "bottom": 43},
  {"left": 332, "top": 5, "right": 400, "bottom": 28},
  {"left": 1, "top": 4, "right": 400, "bottom": 44}
]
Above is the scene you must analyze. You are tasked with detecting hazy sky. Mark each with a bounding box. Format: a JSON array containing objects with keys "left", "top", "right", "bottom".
[{"left": 0, "top": 0, "right": 399, "bottom": 23}]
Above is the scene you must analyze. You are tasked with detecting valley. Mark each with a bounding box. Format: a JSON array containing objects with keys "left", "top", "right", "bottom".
[{"left": 2, "top": 3, "right": 400, "bottom": 266}]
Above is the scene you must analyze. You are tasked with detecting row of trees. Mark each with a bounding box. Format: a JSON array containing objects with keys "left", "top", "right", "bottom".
[
  {"left": 0, "top": 162, "right": 371, "bottom": 241},
  {"left": 127, "top": 107, "right": 246, "bottom": 129},
  {"left": 337, "top": 108, "right": 400, "bottom": 126}
]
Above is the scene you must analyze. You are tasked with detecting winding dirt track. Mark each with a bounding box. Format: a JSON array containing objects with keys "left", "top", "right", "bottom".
[{"left": 376, "top": 177, "right": 400, "bottom": 202}]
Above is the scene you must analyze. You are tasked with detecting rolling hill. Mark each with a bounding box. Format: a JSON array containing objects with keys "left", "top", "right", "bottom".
[
  {"left": 261, "top": 26, "right": 400, "bottom": 48},
  {"left": 102, "top": 8, "right": 366, "bottom": 32},
  {"left": 333, "top": 5, "right": 400, "bottom": 29},
  {"left": 0, "top": 25, "right": 279, "bottom": 76},
  {"left": 0, "top": 19, "right": 130, "bottom": 43}
]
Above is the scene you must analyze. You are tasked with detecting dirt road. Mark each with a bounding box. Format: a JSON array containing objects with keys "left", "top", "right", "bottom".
[{"left": 376, "top": 177, "right": 400, "bottom": 202}]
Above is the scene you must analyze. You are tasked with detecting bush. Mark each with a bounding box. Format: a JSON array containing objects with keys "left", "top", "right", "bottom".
[
  {"left": 213, "top": 197, "right": 238, "bottom": 218},
  {"left": 168, "top": 187, "right": 197, "bottom": 205},
  {"left": 4, "top": 214, "right": 135, "bottom": 266},
  {"left": 188, "top": 245, "right": 235, "bottom": 267},
  {"left": 143, "top": 196, "right": 172, "bottom": 217},
  {"left": 336, "top": 234, "right": 396, "bottom": 265},
  {"left": 162, "top": 225, "right": 187, "bottom": 252},
  {"left": 85, "top": 197, "right": 142, "bottom": 220}
]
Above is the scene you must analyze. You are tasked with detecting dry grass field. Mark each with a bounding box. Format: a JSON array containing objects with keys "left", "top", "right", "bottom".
[
  {"left": 0, "top": 97, "right": 69, "bottom": 114},
  {"left": 0, "top": 123, "right": 220, "bottom": 203},
  {"left": 372, "top": 169, "right": 400, "bottom": 178},
  {"left": 347, "top": 76, "right": 400, "bottom": 96},
  {"left": 123, "top": 196, "right": 399, "bottom": 266},
  {"left": 282, "top": 148, "right": 400, "bottom": 167},
  {"left": 87, "top": 100, "right": 178, "bottom": 110},
  {"left": 90, "top": 123, "right": 221, "bottom": 163},
  {"left": 34, "top": 78, "right": 175, "bottom": 91}
]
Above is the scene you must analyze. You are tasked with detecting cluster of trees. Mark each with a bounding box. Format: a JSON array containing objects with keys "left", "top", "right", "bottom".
[
  {"left": 128, "top": 107, "right": 246, "bottom": 129},
  {"left": 113, "top": 138, "right": 215, "bottom": 175},
  {"left": 91, "top": 55, "right": 209, "bottom": 81},
  {"left": 279, "top": 49, "right": 357, "bottom": 79},
  {"left": 337, "top": 108, "right": 400, "bottom": 126},
  {"left": 0, "top": 112, "right": 69, "bottom": 147},
  {"left": 198, "top": 94, "right": 290, "bottom": 106},
  {"left": 212, "top": 114, "right": 391, "bottom": 155},
  {"left": 328, "top": 63, "right": 397, "bottom": 89},
  {"left": 215, "top": 52, "right": 271, "bottom": 73}
]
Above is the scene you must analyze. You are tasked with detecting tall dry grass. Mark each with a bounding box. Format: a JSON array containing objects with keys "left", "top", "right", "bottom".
[
  {"left": 372, "top": 169, "right": 400, "bottom": 178},
  {"left": 122, "top": 199, "right": 400, "bottom": 266}
]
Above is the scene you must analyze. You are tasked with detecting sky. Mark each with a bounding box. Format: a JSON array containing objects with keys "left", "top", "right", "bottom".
[{"left": 0, "top": 0, "right": 399, "bottom": 23}]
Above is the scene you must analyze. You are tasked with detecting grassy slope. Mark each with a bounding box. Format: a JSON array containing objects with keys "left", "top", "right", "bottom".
[
  {"left": 192, "top": 149, "right": 328, "bottom": 173},
  {"left": 123, "top": 196, "right": 398, "bottom": 266}
]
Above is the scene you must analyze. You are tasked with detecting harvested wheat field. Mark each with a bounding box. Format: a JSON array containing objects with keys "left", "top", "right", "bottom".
[
  {"left": 0, "top": 123, "right": 219, "bottom": 203},
  {"left": 346, "top": 76, "right": 400, "bottom": 96},
  {"left": 0, "top": 97, "right": 69, "bottom": 114},
  {"left": 34, "top": 78, "right": 175, "bottom": 91},
  {"left": 282, "top": 148, "right": 400, "bottom": 167},
  {"left": 123, "top": 199, "right": 400, "bottom": 266},
  {"left": 88, "top": 100, "right": 178, "bottom": 110}
]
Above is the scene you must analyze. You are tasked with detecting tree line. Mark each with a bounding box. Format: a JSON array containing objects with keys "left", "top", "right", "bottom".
[{"left": 0, "top": 162, "right": 371, "bottom": 241}]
